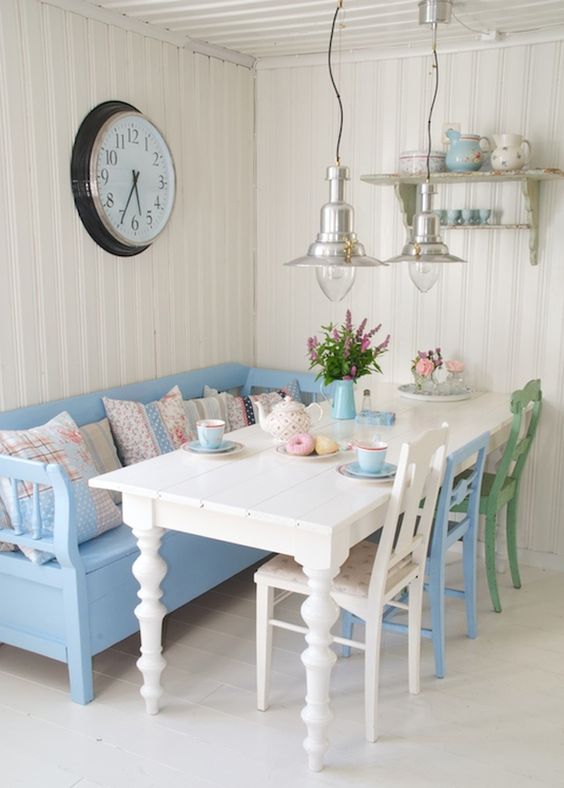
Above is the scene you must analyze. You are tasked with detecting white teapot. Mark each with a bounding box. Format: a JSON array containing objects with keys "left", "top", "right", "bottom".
[
  {"left": 255, "top": 396, "right": 323, "bottom": 443},
  {"left": 490, "top": 134, "right": 531, "bottom": 171}
]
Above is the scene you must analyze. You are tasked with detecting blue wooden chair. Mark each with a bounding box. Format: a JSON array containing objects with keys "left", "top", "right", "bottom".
[{"left": 342, "top": 431, "right": 489, "bottom": 679}]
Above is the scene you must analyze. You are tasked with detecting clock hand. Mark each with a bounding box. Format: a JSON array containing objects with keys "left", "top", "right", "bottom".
[
  {"left": 119, "top": 170, "right": 138, "bottom": 225},
  {"left": 133, "top": 170, "right": 142, "bottom": 215}
]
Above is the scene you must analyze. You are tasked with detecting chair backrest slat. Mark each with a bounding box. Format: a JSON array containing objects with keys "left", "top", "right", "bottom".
[
  {"left": 489, "top": 379, "right": 542, "bottom": 503},
  {"left": 368, "top": 424, "right": 448, "bottom": 602},
  {"left": 431, "top": 431, "right": 489, "bottom": 561}
]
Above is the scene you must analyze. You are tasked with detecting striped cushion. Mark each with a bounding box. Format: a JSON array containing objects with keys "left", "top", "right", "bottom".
[
  {"left": 79, "top": 418, "right": 122, "bottom": 504},
  {"left": 183, "top": 393, "right": 230, "bottom": 436},
  {"left": 0, "top": 412, "right": 122, "bottom": 564},
  {"left": 103, "top": 386, "right": 192, "bottom": 466}
]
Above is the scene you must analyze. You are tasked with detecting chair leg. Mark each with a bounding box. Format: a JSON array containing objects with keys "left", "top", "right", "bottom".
[
  {"left": 256, "top": 581, "right": 274, "bottom": 711},
  {"left": 364, "top": 617, "right": 384, "bottom": 742},
  {"left": 341, "top": 610, "right": 356, "bottom": 657},
  {"left": 485, "top": 512, "right": 502, "bottom": 613},
  {"left": 462, "top": 525, "right": 478, "bottom": 639},
  {"left": 506, "top": 496, "right": 522, "bottom": 590},
  {"left": 408, "top": 574, "right": 424, "bottom": 695},
  {"left": 428, "top": 559, "right": 446, "bottom": 679}
]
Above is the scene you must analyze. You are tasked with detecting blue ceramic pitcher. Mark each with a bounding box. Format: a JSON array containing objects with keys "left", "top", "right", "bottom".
[
  {"left": 324, "top": 379, "right": 356, "bottom": 420},
  {"left": 445, "top": 129, "right": 490, "bottom": 172}
]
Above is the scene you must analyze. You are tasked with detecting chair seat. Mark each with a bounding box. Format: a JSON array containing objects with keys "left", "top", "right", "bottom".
[
  {"left": 256, "top": 541, "right": 414, "bottom": 600},
  {"left": 76, "top": 523, "right": 137, "bottom": 573}
]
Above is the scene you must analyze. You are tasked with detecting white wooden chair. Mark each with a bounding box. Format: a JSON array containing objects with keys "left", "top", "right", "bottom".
[{"left": 254, "top": 424, "right": 448, "bottom": 742}]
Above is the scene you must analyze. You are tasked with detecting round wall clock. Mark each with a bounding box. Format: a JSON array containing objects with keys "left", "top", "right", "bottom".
[{"left": 71, "top": 100, "right": 176, "bottom": 256}]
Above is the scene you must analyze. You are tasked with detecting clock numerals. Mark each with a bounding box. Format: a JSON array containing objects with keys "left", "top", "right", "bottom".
[
  {"left": 100, "top": 168, "right": 109, "bottom": 185},
  {"left": 104, "top": 192, "right": 114, "bottom": 209},
  {"left": 104, "top": 149, "right": 118, "bottom": 166},
  {"left": 128, "top": 127, "right": 139, "bottom": 145},
  {"left": 146, "top": 210, "right": 153, "bottom": 226},
  {"left": 115, "top": 133, "right": 125, "bottom": 150},
  {"left": 152, "top": 152, "right": 161, "bottom": 166},
  {"left": 131, "top": 215, "right": 139, "bottom": 232},
  {"left": 158, "top": 175, "right": 166, "bottom": 190}
]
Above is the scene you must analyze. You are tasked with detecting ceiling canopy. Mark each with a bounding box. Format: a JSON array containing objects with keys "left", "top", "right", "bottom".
[{"left": 91, "top": 0, "right": 564, "bottom": 59}]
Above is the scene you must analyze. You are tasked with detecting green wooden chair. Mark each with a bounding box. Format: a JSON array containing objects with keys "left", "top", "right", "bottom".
[{"left": 456, "top": 379, "right": 542, "bottom": 612}]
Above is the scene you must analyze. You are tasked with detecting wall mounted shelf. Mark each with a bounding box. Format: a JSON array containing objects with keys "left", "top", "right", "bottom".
[{"left": 360, "top": 169, "right": 564, "bottom": 265}]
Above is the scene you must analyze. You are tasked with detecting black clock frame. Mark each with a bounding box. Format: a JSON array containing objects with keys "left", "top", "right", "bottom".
[{"left": 71, "top": 100, "right": 151, "bottom": 257}]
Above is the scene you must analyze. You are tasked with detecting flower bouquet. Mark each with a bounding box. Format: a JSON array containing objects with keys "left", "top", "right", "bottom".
[
  {"left": 307, "top": 311, "right": 390, "bottom": 420},
  {"left": 411, "top": 348, "right": 443, "bottom": 392},
  {"left": 307, "top": 310, "right": 390, "bottom": 387}
]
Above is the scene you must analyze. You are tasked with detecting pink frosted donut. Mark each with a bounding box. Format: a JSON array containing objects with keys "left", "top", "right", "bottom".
[{"left": 286, "top": 432, "right": 315, "bottom": 456}]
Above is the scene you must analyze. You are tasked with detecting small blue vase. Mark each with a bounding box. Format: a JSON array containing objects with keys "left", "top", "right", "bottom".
[{"left": 331, "top": 380, "right": 356, "bottom": 420}]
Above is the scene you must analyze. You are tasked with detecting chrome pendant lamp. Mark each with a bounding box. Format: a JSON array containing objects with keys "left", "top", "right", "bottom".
[
  {"left": 386, "top": 0, "right": 465, "bottom": 292},
  {"left": 285, "top": 1, "right": 385, "bottom": 303}
]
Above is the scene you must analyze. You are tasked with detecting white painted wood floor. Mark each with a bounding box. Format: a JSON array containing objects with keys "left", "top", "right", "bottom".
[{"left": 1, "top": 560, "right": 563, "bottom": 788}]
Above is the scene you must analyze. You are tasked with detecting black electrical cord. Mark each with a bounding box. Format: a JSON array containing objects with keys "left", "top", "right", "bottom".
[
  {"left": 328, "top": 3, "right": 344, "bottom": 165},
  {"left": 426, "top": 44, "right": 439, "bottom": 182}
]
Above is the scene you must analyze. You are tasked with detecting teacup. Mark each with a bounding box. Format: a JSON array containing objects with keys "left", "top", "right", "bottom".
[
  {"left": 356, "top": 441, "right": 388, "bottom": 474},
  {"left": 197, "top": 419, "right": 225, "bottom": 450}
]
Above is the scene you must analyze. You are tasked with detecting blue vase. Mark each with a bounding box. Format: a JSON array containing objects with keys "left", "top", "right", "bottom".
[{"left": 331, "top": 380, "right": 356, "bottom": 420}]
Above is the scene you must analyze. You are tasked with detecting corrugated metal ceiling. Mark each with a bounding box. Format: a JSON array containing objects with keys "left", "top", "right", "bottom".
[{"left": 91, "top": 1, "right": 564, "bottom": 59}]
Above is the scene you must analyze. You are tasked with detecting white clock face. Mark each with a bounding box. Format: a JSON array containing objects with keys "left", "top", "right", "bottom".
[{"left": 90, "top": 112, "right": 175, "bottom": 246}]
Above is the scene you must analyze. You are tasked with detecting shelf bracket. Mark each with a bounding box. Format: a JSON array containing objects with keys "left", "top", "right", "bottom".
[
  {"left": 394, "top": 182, "right": 417, "bottom": 233},
  {"left": 521, "top": 177, "right": 539, "bottom": 265}
]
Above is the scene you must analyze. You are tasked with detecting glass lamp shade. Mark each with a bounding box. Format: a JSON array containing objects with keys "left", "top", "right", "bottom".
[
  {"left": 285, "top": 164, "right": 385, "bottom": 300},
  {"left": 408, "top": 260, "right": 440, "bottom": 292},
  {"left": 386, "top": 183, "right": 465, "bottom": 291},
  {"left": 315, "top": 264, "right": 356, "bottom": 302}
]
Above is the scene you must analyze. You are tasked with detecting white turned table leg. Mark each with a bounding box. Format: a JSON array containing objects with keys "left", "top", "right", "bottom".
[
  {"left": 299, "top": 566, "right": 339, "bottom": 772},
  {"left": 132, "top": 525, "right": 167, "bottom": 715}
]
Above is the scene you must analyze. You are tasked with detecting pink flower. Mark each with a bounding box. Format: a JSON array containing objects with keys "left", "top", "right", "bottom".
[
  {"left": 446, "top": 359, "right": 464, "bottom": 373},
  {"left": 415, "top": 357, "right": 434, "bottom": 377},
  {"left": 361, "top": 337, "right": 370, "bottom": 352}
]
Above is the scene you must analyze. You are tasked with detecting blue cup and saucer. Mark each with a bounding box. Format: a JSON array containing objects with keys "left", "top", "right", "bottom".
[{"left": 342, "top": 461, "right": 397, "bottom": 480}]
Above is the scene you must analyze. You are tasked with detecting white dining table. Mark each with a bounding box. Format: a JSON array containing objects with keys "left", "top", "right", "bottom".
[{"left": 90, "top": 383, "right": 512, "bottom": 771}]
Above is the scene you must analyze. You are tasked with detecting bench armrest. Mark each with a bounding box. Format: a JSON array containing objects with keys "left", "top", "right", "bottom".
[{"left": 0, "top": 455, "right": 81, "bottom": 568}]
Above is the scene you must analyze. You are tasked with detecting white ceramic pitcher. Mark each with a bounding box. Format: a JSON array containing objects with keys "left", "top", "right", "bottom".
[{"left": 490, "top": 134, "right": 531, "bottom": 171}]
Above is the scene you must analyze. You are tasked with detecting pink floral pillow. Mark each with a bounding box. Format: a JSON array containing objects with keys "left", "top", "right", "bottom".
[{"left": 103, "top": 385, "right": 192, "bottom": 466}]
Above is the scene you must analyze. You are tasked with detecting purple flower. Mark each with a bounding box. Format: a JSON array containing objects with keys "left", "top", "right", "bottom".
[
  {"left": 356, "top": 318, "right": 367, "bottom": 340},
  {"left": 345, "top": 310, "right": 353, "bottom": 331},
  {"left": 361, "top": 337, "right": 370, "bottom": 352},
  {"left": 333, "top": 328, "right": 340, "bottom": 340},
  {"left": 350, "top": 365, "right": 357, "bottom": 378},
  {"left": 376, "top": 334, "right": 391, "bottom": 352}
]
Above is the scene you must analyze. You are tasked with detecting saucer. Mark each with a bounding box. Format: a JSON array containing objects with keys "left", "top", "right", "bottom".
[
  {"left": 181, "top": 440, "right": 243, "bottom": 456},
  {"left": 337, "top": 461, "right": 397, "bottom": 481}
]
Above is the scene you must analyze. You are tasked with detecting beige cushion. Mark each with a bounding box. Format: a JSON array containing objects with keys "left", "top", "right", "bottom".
[
  {"left": 79, "top": 418, "right": 122, "bottom": 504},
  {"left": 257, "top": 542, "right": 379, "bottom": 599},
  {"left": 257, "top": 541, "right": 415, "bottom": 600}
]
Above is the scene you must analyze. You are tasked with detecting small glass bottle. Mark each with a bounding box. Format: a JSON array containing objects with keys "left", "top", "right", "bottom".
[{"left": 360, "top": 389, "right": 372, "bottom": 417}]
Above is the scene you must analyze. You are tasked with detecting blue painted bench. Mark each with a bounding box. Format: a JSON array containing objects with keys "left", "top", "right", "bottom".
[{"left": 0, "top": 362, "right": 320, "bottom": 704}]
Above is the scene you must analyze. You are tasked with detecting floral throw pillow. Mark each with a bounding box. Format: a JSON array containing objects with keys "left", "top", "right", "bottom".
[
  {"left": 0, "top": 411, "right": 122, "bottom": 564},
  {"left": 103, "top": 385, "right": 192, "bottom": 466}
]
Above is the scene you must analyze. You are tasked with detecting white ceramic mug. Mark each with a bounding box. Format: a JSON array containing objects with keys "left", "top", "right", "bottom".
[{"left": 197, "top": 419, "right": 225, "bottom": 449}]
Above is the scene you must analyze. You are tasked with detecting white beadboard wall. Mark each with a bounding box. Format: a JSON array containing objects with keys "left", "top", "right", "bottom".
[
  {"left": 256, "top": 43, "right": 564, "bottom": 566},
  {"left": 0, "top": 0, "right": 254, "bottom": 412}
]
